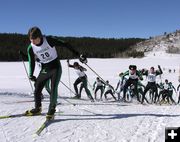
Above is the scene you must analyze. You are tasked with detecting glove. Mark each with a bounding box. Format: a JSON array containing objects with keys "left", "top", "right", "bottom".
[
  {"left": 35, "top": 58, "right": 40, "bottom": 62},
  {"left": 79, "top": 54, "right": 87, "bottom": 64},
  {"left": 29, "top": 76, "right": 36, "bottom": 82}
]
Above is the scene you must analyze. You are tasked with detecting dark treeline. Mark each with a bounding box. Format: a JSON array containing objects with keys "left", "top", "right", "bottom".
[{"left": 0, "top": 33, "right": 145, "bottom": 61}]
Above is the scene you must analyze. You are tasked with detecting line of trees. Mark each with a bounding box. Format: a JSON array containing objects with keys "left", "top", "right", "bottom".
[{"left": 0, "top": 33, "right": 145, "bottom": 61}]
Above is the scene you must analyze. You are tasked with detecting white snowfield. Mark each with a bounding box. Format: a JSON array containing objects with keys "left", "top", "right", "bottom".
[{"left": 0, "top": 52, "right": 180, "bottom": 142}]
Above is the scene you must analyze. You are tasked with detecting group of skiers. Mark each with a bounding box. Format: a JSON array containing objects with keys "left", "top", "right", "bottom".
[
  {"left": 67, "top": 59, "right": 179, "bottom": 106},
  {"left": 18, "top": 26, "right": 179, "bottom": 121},
  {"left": 91, "top": 65, "right": 179, "bottom": 105}
]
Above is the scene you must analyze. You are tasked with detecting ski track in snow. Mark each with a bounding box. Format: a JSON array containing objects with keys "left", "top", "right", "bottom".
[{"left": 128, "top": 106, "right": 167, "bottom": 142}]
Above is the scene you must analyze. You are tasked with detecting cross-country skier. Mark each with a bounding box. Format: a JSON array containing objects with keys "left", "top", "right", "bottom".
[
  {"left": 67, "top": 60, "right": 94, "bottom": 102},
  {"left": 141, "top": 65, "right": 163, "bottom": 104},
  {"left": 160, "top": 79, "right": 176, "bottom": 105},
  {"left": 122, "top": 65, "right": 143, "bottom": 102},
  {"left": 103, "top": 80, "right": 117, "bottom": 101},
  {"left": 93, "top": 77, "right": 105, "bottom": 100},
  {"left": 24, "top": 27, "right": 86, "bottom": 119}
]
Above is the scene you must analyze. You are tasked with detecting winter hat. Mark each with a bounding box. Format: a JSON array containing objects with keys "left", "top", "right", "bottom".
[{"left": 129, "top": 65, "right": 137, "bottom": 70}]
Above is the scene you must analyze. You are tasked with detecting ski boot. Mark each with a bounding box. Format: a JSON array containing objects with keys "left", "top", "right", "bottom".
[
  {"left": 46, "top": 108, "right": 56, "bottom": 120},
  {"left": 25, "top": 107, "right": 42, "bottom": 116},
  {"left": 72, "top": 95, "right": 81, "bottom": 99}
]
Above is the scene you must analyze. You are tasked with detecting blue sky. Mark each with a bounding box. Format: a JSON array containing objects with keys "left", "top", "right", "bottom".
[{"left": 0, "top": 0, "right": 180, "bottom": 38}]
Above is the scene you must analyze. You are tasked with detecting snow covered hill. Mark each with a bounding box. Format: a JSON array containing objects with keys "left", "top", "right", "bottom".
[
  {"left": 0, "top": 54, "right": 180, "bottom": 142},
  {"left": 134, "top": 30, "right": 180, "bottom": 56}
]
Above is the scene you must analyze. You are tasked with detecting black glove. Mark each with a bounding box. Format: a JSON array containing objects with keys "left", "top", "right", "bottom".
[
  {"left": 79, "top": 54, "right": 87, "bottom": 64},
  {"left": 35, "top": 58, "right": 40, "bottom": 62},
  {"left": 29, "top": 76, "right": 36, "bottom": 82}
]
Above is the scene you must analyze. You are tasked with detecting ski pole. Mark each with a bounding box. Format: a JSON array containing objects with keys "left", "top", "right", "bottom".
[
  {"left": 60, "top": 96, "right": 76, "bottom": 106},
  {"left": 84, "top": 63, "right": 106, "bottom": 84},
  {"left": 20, "top": 54, "right": 34, "bottom": 93},
  {"left": 67, "top": 59, "right": 72, "bottom": 96},
  {"left": 179, "top": 65, "right": 180, "bottom": 82},
  {"left": 60, "top": 81, "right": 77, "bottom": 106},
  {"left": 60, "top": 80, "right": 76, "bottom": 95}
]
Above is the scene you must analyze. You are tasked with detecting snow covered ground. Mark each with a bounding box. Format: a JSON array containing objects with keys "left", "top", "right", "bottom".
[{"left": 0, "top": 52, "right": 180, "bottom": 142}]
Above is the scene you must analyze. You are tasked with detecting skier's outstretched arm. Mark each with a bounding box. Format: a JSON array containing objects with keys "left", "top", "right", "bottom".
[
  {"left": 47, "top": 36, "right": 79, "bottom": 56},
  {"left": 157, "top": 65, "right": 163, "bottom": 75},
  {"left": 47, "top": 36, "right": 87, "bottom": 63},
  {"left": 67, "top": 60, "right": 74, "bottom": 68}
]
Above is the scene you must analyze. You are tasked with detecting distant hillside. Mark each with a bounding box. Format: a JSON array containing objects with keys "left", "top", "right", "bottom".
[
  {"left": 133, "top": 30, "right": 180, "bottom": 55},
  {"left": 0, "top": 33, "right": 145, "bottom": 61}
]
